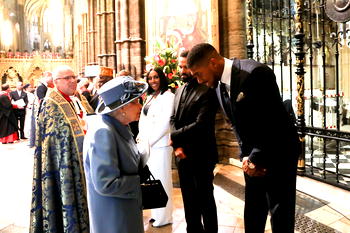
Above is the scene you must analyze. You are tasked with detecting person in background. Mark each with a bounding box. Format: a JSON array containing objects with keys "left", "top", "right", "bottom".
[
  {"left": 0, "top": 84, "right": 19, "bottom": 144},
  {"left": 186, "top": 43, "right": 299, "bottom": 233},
  {"left": 29, "top": 71, "right": 53, "bottom": 147},
  {"left": 78, "top": 78, "right": 92, "bottom": 103},
  {"left": 10, "top": 82, "right": 28, "bottom": 139},
  {"left": 84, "top": 76, "right": 148, "bottom": 233},
  {"left": 117, "top": 69, "right": 130, "bottom": 77},
  {"left": 88, "top": 66, "right": 114, "bottom": 110},
  {"left": 30, "top": 65, "right": 93, "bottom": 233},
  {"left": 23, "top": 84, "right": 36, "bottom": 142},
  {"left": 137, "top": 67, "right": 174, "bottom": 227},
  {"left": 36, "top": 71, "right": 54, "bottom": 102},
  {"left": 170, "top": 50, "right": 219, "bottom": 233}
]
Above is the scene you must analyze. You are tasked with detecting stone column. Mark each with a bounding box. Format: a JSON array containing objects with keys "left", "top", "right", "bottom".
[
  {"left": 219, "top": 0, "right": 246, "bottom": 59},
  {"left": 115, "top": 0, "right": 145, "bottom": 79},
  {"left": 88, "top": 0, "right": 97, "bottom": 65},
  {"left": 74, "top": 25, "right": 83, "bottom": 73},
  {"left": 106, "top": 0, "right": 116, "bottom": 68},
  {"left": 96, "top": 0, "right": 116, "bottom": 68},
  {"left": 128, "top": 0, "right": 146, "bottom": 79},
  {"left": 82, "top": 13, "right": 88, "bottom": 69},
  {"left": 96, "top": 0, "right": 102, "bottom": 65}
]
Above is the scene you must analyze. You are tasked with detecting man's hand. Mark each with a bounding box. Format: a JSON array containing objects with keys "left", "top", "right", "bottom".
[
  {"left": 174, "top": 147, "right": 186, "bottom": 159},
  {"left": 242, "top": 157, "right": 267, "bottom": 177}
]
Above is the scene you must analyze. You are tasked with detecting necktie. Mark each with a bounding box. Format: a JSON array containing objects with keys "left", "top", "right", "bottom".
[{"left": 220, "top": 82, "right": 234, "bottom": 123}]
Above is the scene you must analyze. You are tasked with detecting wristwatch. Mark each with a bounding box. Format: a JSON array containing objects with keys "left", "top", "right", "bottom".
[{"left": 247, "top": 160, "right": 255, "bottom": 169}]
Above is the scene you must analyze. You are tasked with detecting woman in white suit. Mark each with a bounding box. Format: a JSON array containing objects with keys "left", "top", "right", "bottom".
[{"left": 138, "top": 68, "right": 175, "bottom": 227}]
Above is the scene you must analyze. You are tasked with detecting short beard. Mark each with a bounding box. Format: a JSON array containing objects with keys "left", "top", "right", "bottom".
[{"left": 181, "top": 74, "right": 192, "bottom": 83}]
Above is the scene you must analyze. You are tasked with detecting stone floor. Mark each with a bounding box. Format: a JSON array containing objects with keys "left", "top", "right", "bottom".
[{"left": 1, "top": 140, "right": 350, "bottom": 232}]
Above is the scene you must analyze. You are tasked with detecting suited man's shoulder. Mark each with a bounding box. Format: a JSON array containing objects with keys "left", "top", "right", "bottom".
[
  {"left": 196, "top": 83, "right": 216, "bottom": 97},
  {"left": 238, "top": 58, "right": 271, "bottom": 73},
  {"left": 37, "top": 83, "right": 47, "bottom": 91},
  {"left": 174, "top": 84, "right": 185, "bottom": 96}
]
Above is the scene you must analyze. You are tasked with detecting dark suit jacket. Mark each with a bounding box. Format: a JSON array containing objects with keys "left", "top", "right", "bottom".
[
  {"left": 227, "top": 58, "right": 299, "bottom": 171},
  {"left": 10, "top": 90, "right": 28, "bottom": 115},
  {"left": 36, "top": 83, "right": 48, "bottom": 101},
  {"left": 89, "top": 92, "right": 100, "bottom": 110},
  {"left": 171, "top": 79, "right": 219, "bottom": 166}
]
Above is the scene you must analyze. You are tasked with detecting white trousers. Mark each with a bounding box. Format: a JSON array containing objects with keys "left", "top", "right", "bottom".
[{"left": 147, "top": 146, "right": 173, "bottom": 226}]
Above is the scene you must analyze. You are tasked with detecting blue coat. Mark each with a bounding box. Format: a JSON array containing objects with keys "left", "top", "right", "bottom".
[{"left": 83, "top": 114, "right": 144, "bottom": 233}]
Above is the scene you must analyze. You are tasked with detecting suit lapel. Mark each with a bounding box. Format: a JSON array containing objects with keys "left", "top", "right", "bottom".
[
  {"left": 183, "top": 86, "right": 197, "bottom": 112},
  {"left": 174, "top": 85, "right": 185, "bottom": 118},
  {"left": 230, "top": 58, "right": 241, "bottom": 105},
  {"left": 13, "top": 91, "right": 19, "bottom": 100}
]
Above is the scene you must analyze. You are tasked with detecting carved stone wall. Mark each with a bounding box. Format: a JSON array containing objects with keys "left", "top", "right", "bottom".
[{"left": 0, "top": 57, "right": 73, "bottom": 88}]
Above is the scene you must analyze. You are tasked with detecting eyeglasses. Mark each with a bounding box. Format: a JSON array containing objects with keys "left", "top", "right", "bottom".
[{"left": 56, "top": 75, "right": 77, "bottom": 81}]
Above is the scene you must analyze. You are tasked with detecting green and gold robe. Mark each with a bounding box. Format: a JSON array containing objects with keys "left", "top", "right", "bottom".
[{"left": 30, "top": 89, "right": 93, "bottom": 233}]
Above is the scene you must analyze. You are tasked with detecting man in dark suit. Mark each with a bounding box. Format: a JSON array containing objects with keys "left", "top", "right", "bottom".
[
  {"left": 187, "top": 43, "right": 299, "bottom": 233},
  {"left": 170, "top": 50, "right": 219, "bottom": 233},
  {"left": 36, "top": 71, "right": 53, "bottom": 102},
  {"left": 87, "top": 66, "right": 114, "bottom": 110},
  {"left": 10, "top": 82, "right": 28, "bottom": 139}
]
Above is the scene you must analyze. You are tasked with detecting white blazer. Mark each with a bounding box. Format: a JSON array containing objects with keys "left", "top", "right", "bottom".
[{"left": 138, "top": 91, "right": 175, "bottom": 149}]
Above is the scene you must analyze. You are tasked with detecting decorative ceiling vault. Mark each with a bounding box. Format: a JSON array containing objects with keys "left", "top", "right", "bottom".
[{"left": 24, "top": 0, "right": 48, "bottom": 20}]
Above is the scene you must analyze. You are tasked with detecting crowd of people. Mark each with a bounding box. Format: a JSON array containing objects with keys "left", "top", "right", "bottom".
[
  {"left": 0, "top": 42, "right": 299, "bottom": 233},
  {"left": 3, "top": 48, "right": 66, "bottom": 59}
]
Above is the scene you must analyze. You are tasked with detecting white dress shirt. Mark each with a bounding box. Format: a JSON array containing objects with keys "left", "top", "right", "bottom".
[{"left": 216, "top": 58, "right": 233, "bottom": 117}]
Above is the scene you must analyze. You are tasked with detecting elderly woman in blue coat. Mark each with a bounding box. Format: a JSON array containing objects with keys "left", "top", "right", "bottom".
[{"left": 83, "top": 76, "right": 148, "bottom": 233}]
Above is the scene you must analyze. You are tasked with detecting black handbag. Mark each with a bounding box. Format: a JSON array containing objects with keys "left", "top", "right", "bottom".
[{"left": 140, "top": 166, "right": 168, "bottom": 210}]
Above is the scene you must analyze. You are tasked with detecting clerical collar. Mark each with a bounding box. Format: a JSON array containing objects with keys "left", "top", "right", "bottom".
[
  {"left": 58, "top": 90, "right": 72, "bottom": 102},
  {"left": 220, "top": 58, "right": 233, "bottom": 87}
]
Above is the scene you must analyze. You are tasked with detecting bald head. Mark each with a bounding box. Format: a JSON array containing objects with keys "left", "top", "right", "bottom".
[{"left": 53, "top": 65, "right": 74, "bottom": 80}]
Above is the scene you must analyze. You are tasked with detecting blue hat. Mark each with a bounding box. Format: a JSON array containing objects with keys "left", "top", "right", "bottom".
[{"left": 96, "top": 76, "right": 148, "bottom": 114}]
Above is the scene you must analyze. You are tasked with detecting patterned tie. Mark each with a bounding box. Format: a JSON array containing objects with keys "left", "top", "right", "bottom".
[{"left": 219, "top": 82, "right": 234, "bottom": 123}]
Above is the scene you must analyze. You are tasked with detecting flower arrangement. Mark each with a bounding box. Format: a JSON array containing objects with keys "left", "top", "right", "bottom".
[{"left": 144, "top": 41, "right": 184, "bottom": 92}]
